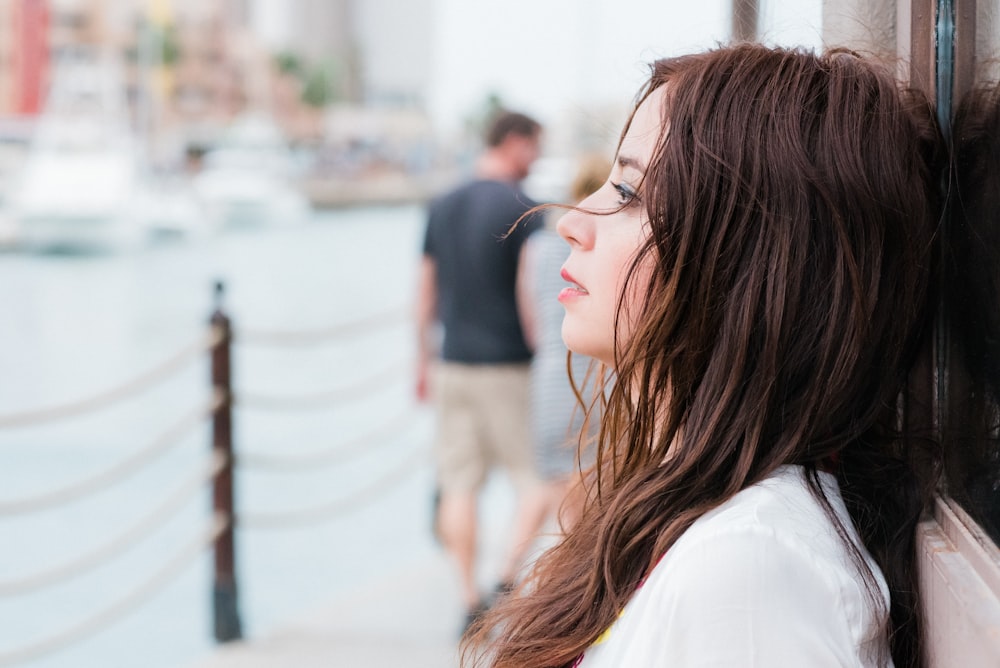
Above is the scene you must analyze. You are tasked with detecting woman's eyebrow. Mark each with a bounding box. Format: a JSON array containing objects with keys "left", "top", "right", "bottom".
[{"left": 617, "top": 154, "right": 647, "bottom": 174}]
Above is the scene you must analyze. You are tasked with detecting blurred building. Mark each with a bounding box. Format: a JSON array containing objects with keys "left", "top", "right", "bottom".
[
  {"left": 353, "top": 0, "right": 431, "bottom": 109},
  {"left": 0, "top": 0, "right": 444, "bottom": 188},
  {"left": 0, "top": 0, "right": 50, "bottom": 118},
  {"left": 130, "top": 0, "right": 251, "bottom": 143},
  {"left": 246, "top": 0, "right": 439, "bottom": 175},
  {"left": 0, "top": 0, "right": 274, "bottom": 161},
  {"left": 250, "top": 0, "right": 358, "bottom": 104}
]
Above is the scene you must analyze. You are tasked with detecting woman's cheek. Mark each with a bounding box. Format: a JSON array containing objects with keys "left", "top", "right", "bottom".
[{"left": 616, "top": 260, "right": 656, "bottom": 348}]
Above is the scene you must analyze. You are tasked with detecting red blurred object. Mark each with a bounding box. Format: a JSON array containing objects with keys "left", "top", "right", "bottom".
[{"left": 11, "top": 0, "right": 50, "bottom": 115}]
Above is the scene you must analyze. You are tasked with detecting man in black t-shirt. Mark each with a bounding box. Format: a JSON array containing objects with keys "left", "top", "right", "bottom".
[{"left": 415, "top": 111, "right": 548, "bottom": 632}]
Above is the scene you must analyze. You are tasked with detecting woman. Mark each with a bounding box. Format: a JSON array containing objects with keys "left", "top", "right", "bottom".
[{"left": 465, "top": 44, "right": 942, "bottom": 667}]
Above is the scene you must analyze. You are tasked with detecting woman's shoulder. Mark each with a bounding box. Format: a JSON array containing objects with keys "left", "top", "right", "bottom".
[
  {"left": 660, "top": 465, "right": 877, "bottom": 596},
  {"left": 583, "top": 466, "right": 892, "bottom": 667},
  {"left": 681, "top": 465, "right": 847, "bottom": 547}
]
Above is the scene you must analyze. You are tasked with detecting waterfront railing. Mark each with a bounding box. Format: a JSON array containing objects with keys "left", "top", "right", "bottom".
[{"left": 0, "top": 281, "right": 427, "bottom": 666}]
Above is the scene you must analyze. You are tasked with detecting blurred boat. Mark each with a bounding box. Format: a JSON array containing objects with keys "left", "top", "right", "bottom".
[
  {"left": 0, "top": 210, "right": 15, "bottom": 251},
  {"left": 192, "top": 114, "right": 310, "bottom": 228},
  {"left": 137, "top": 177, "right": 209, "bottom": 242},
  {"left": 7, "top": 56, "right": 145, "bottom": 252},
  {"left": 10, "top": 124, "right": 143, "bottom": 251}
]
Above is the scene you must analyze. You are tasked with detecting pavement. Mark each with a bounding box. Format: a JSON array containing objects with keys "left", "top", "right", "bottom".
[
  {"left": 180, "top": 473, "right": 543, "bottom": 668},
  {"left": 182, "top": 550, "right": 464, "bottom": 668}
]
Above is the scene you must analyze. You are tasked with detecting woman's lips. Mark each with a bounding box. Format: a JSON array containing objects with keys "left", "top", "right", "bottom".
[{"left": 559, "top": 268, "right": 588, "bottom": 302}]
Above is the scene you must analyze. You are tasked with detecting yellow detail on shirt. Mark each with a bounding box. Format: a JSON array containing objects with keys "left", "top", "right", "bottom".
[{"left": 592, "top": 609, "right": 624, "bottom": 646}]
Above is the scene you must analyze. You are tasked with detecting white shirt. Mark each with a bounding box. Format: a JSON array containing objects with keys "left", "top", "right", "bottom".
[{"left": 577, "top": 465, "right": 892, "bottom": 667}]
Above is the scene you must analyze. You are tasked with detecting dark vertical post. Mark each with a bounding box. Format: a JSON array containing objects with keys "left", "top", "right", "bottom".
[
  {"left": 731, "top": 0, "right": 758, "bottom": 42},
  {"left": 952, "top": 0, "right": 976, "bottom": 113},
  {"left": 907, "top": 0, "right": 939, "bottom": 100},
  {"left": 211, "top": 280, "right": 242, "bottom": 642}
]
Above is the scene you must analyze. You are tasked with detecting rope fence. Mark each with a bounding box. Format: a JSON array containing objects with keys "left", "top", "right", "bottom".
[
  {"left": 235, "top": 306, "right": 408, "bottom": 347},
  {"left": 0, "top": 514, "right": 227, "bottom": 668},
  {"left": 238, "top": 442, "right": 430, "bottom": 529},
  {"left": 237, "top": 406, "right": 420, "bottom": 471},
  {"left": 236, "top": 358, "right": 408, "bottom": 411},
  {"left": 1, "top": 282, "right": 425, "bottom": 665},
  {"left": 0, "top": 329, "right": 222, "bottom": 430},
  {"left": 0, "top": 393, "right": 223, "bottom": 517},
  {"left": 0, "top": 451, "right": 226, "bottom": 597}
]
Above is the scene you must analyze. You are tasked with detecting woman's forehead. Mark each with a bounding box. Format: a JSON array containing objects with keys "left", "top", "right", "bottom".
[{"left": 617, "top": 87, "right": 667, "bottom": 174}]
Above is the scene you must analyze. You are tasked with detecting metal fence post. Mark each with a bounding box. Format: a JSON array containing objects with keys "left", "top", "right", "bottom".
[{"left": 210, "top": 280, "right": 242, "bottom": 642}]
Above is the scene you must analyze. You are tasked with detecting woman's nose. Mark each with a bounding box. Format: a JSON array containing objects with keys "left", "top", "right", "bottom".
[{"left": 556, "top": 205, "right": 594, "bottom": 250}]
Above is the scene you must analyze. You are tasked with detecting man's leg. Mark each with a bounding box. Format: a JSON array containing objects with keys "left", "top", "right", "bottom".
[
  {"left": 484, "top": 363, "right": 548, "bottom": 591},
  {"left": 437, "top": 489, "right": 480, "bottom": 610},
  {"left": 432, "top": 362, "right": 487, "bottom": 623},
  {"left": 497, "top": 482, "right": 549, "bottom": 588}
]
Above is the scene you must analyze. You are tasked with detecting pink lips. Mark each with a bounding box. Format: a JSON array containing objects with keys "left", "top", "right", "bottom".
[{"left": 559, "top": 268, "right": 588, "bottom": 302}]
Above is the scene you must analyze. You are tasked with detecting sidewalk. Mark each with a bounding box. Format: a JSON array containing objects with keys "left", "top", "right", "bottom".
[
  {"left": 179, "top": 473, "right": 541, "bottom": 668},
  {"left": 184, "top": 551, "right": 464, "bottom": 668}
]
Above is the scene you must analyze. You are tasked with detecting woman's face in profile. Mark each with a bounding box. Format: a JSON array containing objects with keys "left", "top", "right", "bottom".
[{"left": 556, "top": 87, "right": 664, "bottom": 367}]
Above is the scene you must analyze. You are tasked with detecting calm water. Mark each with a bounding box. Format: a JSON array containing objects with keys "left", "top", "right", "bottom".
[{"left": 0, "top": 207, "right": 442, "bottom": 667}]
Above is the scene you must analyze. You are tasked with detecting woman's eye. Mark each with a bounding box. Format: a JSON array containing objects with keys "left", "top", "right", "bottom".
[{"left": 612, "top": 182, "right": 640, "bottom": 207}]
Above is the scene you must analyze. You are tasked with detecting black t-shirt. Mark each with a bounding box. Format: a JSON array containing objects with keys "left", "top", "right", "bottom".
[{"left": 423, "top": 178, "right": 541, "bottom": 363}]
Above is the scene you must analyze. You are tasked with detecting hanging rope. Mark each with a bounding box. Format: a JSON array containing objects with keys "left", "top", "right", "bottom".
[
  {"left": 235, "top": 307, "right": 408, "bottom": 347},
  {"left": 0, "top": 452, "right": 225, "bottom": 597},
  {"left": 0, "top": 328, "right": 222, "bottom": 430},
  {"left": 238, "top": 443, "right": 430, "bottom": 529},
  {"left": 237, "top": 407, "right": 422, "bottom": 471},
  {"left": 236, "top": 359, "right": 407, "bottom": 411},
  {"left": 0, "top": 393, "right": 222, "bottom": 517},
  {"left": 0, "top": 514, "right": 225, "bottom": 667}
]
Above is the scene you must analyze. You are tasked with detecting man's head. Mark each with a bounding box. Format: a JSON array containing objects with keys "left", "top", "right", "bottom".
[{"left": 483, "top": 111, "right": 542, "bottom": 181}]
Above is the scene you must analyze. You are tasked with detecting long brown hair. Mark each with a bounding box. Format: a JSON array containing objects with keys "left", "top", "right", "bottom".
[{"left": 467, "top": 44, "right": 943, "bottom": 668}]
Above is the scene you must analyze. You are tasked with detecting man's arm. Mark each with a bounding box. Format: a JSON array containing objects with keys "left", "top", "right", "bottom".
[
  {"left": 414, "top": 255, "right": 438, "bottom": 402},
  {"left": 516, "top": 239, "right": 537, "bottom": 352}
]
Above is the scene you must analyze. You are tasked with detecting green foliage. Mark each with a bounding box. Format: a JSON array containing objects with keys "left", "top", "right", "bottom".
[
  {"left": 272, "top": 51, "right": 341, "bottom": 109},
  {"left": 123, "top": 21, "right": 181, "bottom": 66},
  {"left": 464, "top": 90, "right": 507, "bottom": 141},
  {"left": 274, "top": 51, "right": 305, "bottom": 78},
  {"left": 158, "top": 25, "right": 180, "bottom": 66},
  {"left": 483, "top": 92, "right": 505, "bottom": 121},
  {"left": 300, "top": 60, "right": 339, "bottom": 108}
]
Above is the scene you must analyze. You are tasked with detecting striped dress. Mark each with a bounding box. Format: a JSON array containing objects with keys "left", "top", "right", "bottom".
[{"left": 525, "top": 228, "right": 595, "bottom": 480}]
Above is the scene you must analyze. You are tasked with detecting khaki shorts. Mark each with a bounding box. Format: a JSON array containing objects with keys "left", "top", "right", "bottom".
[{"left": 432, "top": 361, "right": 540, "bottom": 493}]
